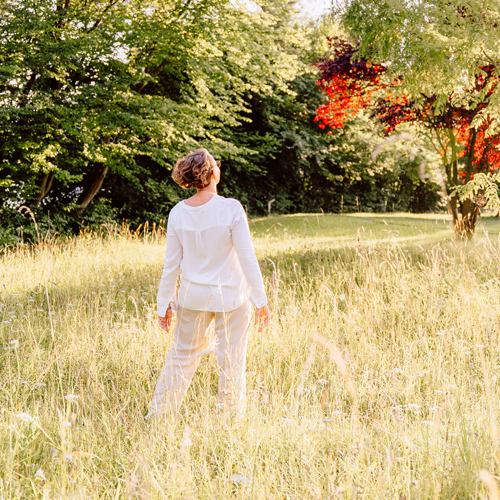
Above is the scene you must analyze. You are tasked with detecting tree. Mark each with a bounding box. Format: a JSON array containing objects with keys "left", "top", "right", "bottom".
[
  {"left": 316, "top": 1, "right": 500, "bottom": 236},
  {"left": 216, "top": 24, "right": 440, "bottom": 216},
  {"left": 0, "top": 0, "right": 304, "bottom": 237}
]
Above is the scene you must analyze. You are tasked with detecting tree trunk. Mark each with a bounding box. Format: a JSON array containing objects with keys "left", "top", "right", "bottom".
[
  {"left": 456, "top": 128, "right": 479, "bottom": 238},
  {"left": 76, "top": 165, "right": 108, "bottom": 217},
  {"left": 449, "top": 193, "right": 460, "bottom": 233},
  {"left": 34, "top": 172, "right": 54, "bottom": 207}
]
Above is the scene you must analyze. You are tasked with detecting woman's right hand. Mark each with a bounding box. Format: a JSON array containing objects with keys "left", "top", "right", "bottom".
[
  {"left": 255, "top": 305, "right": 271, "bottom": 332},
  {"left": 158, "top": 307, "right": 173, "bottom": 332}
]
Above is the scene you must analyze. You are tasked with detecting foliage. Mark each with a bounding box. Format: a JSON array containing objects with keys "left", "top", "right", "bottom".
[
  {"left": 213, "top": 28, "right": 440, "bottom": 216},
  {"left": 0, "top": 0, "right": 305, "bottom": 235},
  {"left": 0, "top": 7, "right": 442, "bottom": 247},
  {"left": 317, "top": 2, "right": 500, "bottom": 236},
  {"left": 452, "top": 172, "right": 500, "bottom": 212}
]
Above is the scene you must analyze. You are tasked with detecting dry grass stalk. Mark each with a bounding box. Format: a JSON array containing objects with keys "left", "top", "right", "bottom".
[
  {"left": 478, "top": 345, "right": 500, "bottom": 463},
  {"left": 479, "top": 470, "right": 500, "bottom": 500},
  {"left": 292, "top": 342, "right": 316, "bottom": 414},
  {"left": 311, "top": 333, "right": 358, "bottom": 421}
]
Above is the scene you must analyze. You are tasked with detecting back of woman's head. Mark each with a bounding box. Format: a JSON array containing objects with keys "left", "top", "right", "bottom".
[{"left": 172, "top": 148, "right": 215, "bottom": 189}]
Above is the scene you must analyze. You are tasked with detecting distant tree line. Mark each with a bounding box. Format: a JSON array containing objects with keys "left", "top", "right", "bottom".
[{"left": 0, "top": 0, "right": 441, "bottom": 246}]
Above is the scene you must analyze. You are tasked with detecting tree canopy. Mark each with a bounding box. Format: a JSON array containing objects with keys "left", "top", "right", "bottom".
[
  {"left": 0, "top": 0, "right": 443, "bottom": 246},
  {"left": 315, "top": 1, "right": 500, "bottom": 236}
]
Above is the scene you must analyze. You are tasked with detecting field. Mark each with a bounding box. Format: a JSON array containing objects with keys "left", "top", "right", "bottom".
[{"left": 2, "top": 213, "right": 500, "bottom": 499}]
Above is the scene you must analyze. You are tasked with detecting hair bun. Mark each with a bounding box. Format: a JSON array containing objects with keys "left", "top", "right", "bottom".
[{"left": 172, "top": 148, "right": 215, "bottom": 190}]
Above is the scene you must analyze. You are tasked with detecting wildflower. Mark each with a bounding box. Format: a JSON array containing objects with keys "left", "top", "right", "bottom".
[
  {"left": 180, "top": 426, "right": 192, "bottom": 450},
  {"left": 64, "top": 394, "right": 79, "bottom": 400},
  {"left": 16, "top": 413, "right": 34, "bottom": 423},
  {"left": 9, "top": 339, "right": 19, "bottom": 349},
  {"left": 34, "top": 469, "right": 46, "bottom": 481},
  {"left": 338, "top": 294, "right": 345, "bottom": 301},
  {"left": 229, "top": 474, "right": 251, "bottom": 486}
]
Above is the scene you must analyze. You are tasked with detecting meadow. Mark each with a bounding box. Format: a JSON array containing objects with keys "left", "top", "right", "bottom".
[{"left": 2, "top": 212, "right": 500, "bottom": 499}]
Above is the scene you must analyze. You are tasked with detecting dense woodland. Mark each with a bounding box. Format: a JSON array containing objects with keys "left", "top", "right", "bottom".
[{"left": 3, "top": 0, "right": 500, "bottom": 245}]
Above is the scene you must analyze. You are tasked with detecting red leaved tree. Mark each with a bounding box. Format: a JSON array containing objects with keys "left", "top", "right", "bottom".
[{"left": 315, "top": 37, "right": 500, "bottom": 236}]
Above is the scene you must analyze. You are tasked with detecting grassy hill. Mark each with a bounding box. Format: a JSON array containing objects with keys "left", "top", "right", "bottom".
[{"left": 1, "top": 213, "right": 500, "bottom": 498}]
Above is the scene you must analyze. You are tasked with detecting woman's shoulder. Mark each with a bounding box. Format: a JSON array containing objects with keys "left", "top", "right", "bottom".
[
  {"left": 169, "top": 201, "right": 184, "bottom": 214},
  {"left": 215, "top": 195, "right": 244, "bottom": 211},
  {"left": 166, "top": 201, "right": 184, "bottom": 222}
]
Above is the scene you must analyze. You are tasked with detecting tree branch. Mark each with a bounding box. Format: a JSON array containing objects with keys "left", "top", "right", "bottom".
[
  {"left": 87, "top": 0, "right": 122, "bottom": 33},
  {"left": 464, "top": 127, "right": 477, "bottom": 183}
]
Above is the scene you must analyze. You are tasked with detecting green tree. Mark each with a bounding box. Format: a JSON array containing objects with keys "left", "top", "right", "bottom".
[
  {"left": 0, "top": 0, "right": 304, "bottom": 239},
  {"left": 213, "top": 20, "right": 441, "bottom": 216}
]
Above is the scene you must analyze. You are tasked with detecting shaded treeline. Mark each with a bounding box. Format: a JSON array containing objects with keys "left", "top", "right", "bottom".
[{"left": 0, "top": 0, "right": 440, "bottom": 246}]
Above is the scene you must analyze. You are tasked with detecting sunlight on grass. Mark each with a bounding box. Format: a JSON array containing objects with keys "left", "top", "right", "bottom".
[{"left": 1, "top": 213, "right": 500, "bottom": 498}]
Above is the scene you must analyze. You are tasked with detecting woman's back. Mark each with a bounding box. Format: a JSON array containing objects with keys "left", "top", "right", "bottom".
[{"left": 158, "top": 194, "right": 267, "bottom": 313}]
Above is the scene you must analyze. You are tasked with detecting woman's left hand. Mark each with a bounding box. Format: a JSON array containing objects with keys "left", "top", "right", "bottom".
[
  {"left": 158, "top": 308, "right": 172, "bottom": 332},
  {"left": 255, "top": 305, "right": 271, "bottom": 333}
]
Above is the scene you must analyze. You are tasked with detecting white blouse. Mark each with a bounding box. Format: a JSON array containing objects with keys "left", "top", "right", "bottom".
[{"left": 157, "top": 194, "right": 267, "bottom": 315}]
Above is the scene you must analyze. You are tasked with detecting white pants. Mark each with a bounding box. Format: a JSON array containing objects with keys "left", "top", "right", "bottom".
[{"left": 149, "top": 301, "right": 252, "bottom": 417}]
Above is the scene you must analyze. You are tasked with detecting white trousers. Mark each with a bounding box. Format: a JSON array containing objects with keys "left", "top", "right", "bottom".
[{"left": 149, "top": 301, "right": 252, "bottom": 417}]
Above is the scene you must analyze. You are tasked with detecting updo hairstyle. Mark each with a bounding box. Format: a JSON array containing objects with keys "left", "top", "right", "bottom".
[{"left": 172, "top": 148, "right": 216, "bottom": 189}]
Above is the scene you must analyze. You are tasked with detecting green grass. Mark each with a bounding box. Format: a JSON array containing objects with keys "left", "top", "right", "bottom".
[{"left": 1, "top": 213, "right": 500, "bottom": 498}]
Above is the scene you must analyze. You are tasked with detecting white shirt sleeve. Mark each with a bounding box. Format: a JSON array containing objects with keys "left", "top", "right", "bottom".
[
  {"left": 231, "top": 205, "right": 268, "bottom": 308},
  {"left": 157, "top": 215, "right": 182, "bottom": 316}
]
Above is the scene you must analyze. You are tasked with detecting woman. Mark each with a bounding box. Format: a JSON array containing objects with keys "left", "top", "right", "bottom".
[{"left": 148, "top": 148, "right": 271, "bottom": 418}]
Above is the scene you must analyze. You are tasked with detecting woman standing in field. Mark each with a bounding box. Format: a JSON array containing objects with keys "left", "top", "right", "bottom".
[{"left": 148, "top": 148, "right": 271, "bottom": 418}]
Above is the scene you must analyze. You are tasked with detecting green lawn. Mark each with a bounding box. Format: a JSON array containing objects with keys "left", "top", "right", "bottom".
[{"left": 251, "top": 212, "right": 500, "bottom": 252}]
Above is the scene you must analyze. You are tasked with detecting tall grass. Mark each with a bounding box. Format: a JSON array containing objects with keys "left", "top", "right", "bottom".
[{"left": 1, "top": 213, "right": 500, "bottom": 499}]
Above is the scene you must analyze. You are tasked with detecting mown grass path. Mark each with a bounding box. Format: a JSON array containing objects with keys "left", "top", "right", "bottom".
[{"left": 1, "top": 213, "right": 500, "bottom": 499}]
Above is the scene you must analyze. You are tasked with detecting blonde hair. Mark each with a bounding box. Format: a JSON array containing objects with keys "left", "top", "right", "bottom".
[{"left": 172, "top": 148, "right": 216, "bottom": 189}]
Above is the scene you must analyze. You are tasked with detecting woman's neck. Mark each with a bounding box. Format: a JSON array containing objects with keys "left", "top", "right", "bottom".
[{"left": 196, "top": 180, "right": 217, "bottom": 195}]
